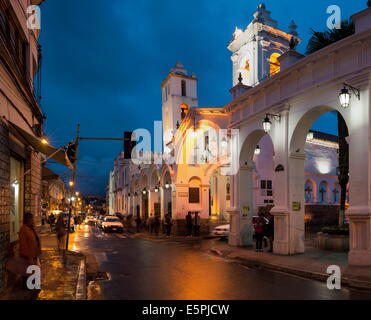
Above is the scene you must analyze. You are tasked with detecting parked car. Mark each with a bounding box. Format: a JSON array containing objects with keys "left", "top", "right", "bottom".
[
  {"left": 97, "top": 216, "right": 105, "bottom": 228},
  {"left": 102, "top": 216, "right": 124, "bottom": 233},
  {"left": 85, "top": 216, "right": 97, "bottom": 226},
  {"left": 213, "top": 216, "right": 269, "bottom": 239},
  {"left": 213, "top": 224, "right": 230, "bottom": 238}
]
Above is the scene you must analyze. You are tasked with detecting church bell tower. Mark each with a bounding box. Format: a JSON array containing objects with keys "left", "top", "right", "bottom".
[
  {"left": 228, "top": 3, "right": 300, "bottom": 87},
  {"left": 161, "top": 62, "right": 198, "bottom": 151}
]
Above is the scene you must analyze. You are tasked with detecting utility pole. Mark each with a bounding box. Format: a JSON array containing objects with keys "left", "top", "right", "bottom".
[{"left": 66, "top": 124, "right": 80, "bottom": 251}]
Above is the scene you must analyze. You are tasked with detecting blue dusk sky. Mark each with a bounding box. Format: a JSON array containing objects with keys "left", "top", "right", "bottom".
[{"left": 39, "top": 0, "right": 366, "bottom": 195}]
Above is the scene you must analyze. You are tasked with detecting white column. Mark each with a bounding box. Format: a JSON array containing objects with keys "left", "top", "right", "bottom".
[{"left": 346, "top": 81, "right": 371, "bottom": 266}]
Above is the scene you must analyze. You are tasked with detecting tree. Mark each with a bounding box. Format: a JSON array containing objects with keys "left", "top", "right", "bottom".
[
  {"left": 306, "top": 19, "right": 355, "bottom": 55},
  {"left": 337, "top": 113, "right": 349, "bottom": 227}
]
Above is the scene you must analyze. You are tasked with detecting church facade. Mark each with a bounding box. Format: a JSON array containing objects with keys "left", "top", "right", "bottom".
[{"left": 108, "top": 3, "right": 371, "bottom": 266}]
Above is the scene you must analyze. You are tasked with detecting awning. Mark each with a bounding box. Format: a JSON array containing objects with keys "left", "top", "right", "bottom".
[{"left": 7, "top": 121, "right": 71, "bottom": 167}]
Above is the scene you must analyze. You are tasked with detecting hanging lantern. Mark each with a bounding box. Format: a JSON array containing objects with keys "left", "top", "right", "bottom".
[
  {"left": 254, "top": 145, "right": 261, "bottom": 155},
  {"left": 339, "top": 87, "right": 350, "bottom": 108},
  {"left": 262, "top": 116, "right": 272, "bottom": 133}
]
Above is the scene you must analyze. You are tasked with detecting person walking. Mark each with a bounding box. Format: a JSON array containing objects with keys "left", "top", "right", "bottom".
[
  {"left": 48, "top": 213, "right": 55, "bottom": 232},
  {"left": 154, "top": 215, "right": 160, "bottom": 236},
  {"left": 55, "top": 214, "right": 66, "bottom": 253},
  {"left": 135, "top": 215, "right": 142, "bottom": 233},
  {"left": 19, "top": 212, "right": 41, "bottom": 290},
  {"left": 193, "top": 212, "right": 201, "bottom": 237},
  {"left": 265, "top": 212, "right": 274, "bottom": 252},
  {"left": 254, "top": 215, "right": 266, "bottom": 252},
  {"left": 164, "top": 213, "right": 173, "bottom": 237},
  {"left": 186, "top": 212, "right": 193, "bottom": 237}
]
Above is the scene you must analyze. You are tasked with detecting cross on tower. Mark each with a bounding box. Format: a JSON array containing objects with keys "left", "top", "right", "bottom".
[{"left": 305, "top": 186, "right": 313, "bottom": 202}]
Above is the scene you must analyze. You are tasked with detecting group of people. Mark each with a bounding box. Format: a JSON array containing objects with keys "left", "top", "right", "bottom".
[
  {"left": 135, "top": 213, "right": 174, "bottom": 236},
  {"left": 186, "top": 212, "right": 201, "bottom": 237},
  {"left": 254, "top": 212, "right": 274, "bottom": 252}
]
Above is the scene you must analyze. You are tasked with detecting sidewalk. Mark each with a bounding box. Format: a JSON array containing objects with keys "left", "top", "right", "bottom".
[
  {"left": 208, "top": 239, "right": 371, "bottom": 290},
  {"left": 1, "top": 228, "right": 84, "bottom": 300}
]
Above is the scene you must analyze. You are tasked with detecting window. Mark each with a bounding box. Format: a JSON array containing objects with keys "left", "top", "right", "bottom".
[
  {"left": 261, "top": 180, "right": 273, "bottom": 197},
  {"left": 189, "top": 188, "right": 200, "bottom": 203},
  {"left": 181, "top": 80, "right": 186, "bottom": 97},
  {"left": 269, "top": 53, "right": 281, "bottom": 76}
]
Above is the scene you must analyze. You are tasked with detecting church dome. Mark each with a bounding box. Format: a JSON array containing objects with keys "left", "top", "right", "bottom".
[{"left": 258, "top": 3, "right": 266, "bottom": 9}]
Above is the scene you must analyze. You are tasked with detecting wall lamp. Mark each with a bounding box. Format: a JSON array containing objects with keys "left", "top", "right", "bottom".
[
  {"left": 262, "top": 113, "right": 281, "bottom": 133},
  {"left": 339, "top": 83, "right": 360, "bottom": 108},
  {"left": 254, "top": 145, "right": 261, "bottom": 155}
]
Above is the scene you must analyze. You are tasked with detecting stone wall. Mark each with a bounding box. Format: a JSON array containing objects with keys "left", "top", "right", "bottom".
[
  {"left": 0, "top": 122, "right": 10, "bottom": 294},
  {"left": 305, "top": 205, "right": 339, "bottom": 231},
  {"left": 24, "top": 150, "right": 42, "bottom": 228}
]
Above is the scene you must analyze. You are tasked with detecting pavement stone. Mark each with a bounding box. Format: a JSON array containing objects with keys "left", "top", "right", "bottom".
[{"left": 0, "top": 232, "right": 84, "bottom": 300}]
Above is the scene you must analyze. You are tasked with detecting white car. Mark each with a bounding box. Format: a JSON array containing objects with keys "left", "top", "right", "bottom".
[
  {"left": 85, "top": 216, "right": 97, "bottom": 226},
  {"left": 102, "top": 216, "right": 124, "bottom": 233},
  {"left": 213, "top": 224, "right": 230, "bottom": 238}
]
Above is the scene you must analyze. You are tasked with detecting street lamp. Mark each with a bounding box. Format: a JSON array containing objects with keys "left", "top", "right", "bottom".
[
  {"left": 262, "top": 113, "right": 281, "bottom": 133},
  {"left": 254, "top": 145, "right": 261, "bottom": 155},
  {"left": 165, "top": 182, "right": 170, "bottom": 189},
  {"left": 339, "top": 83, "right": 360, "bottom": 108},
  {"left": 154, "top": 186, "right": 159, "bottom": 193},
  {"left": 69, "top": 181, "right": 74, "bottom": 187},
  {"left": 41, "top": 138, "right": 48, "bottom": 145},
  {"left": 142, "top": 188, "right": 147, "bottom": 195}
]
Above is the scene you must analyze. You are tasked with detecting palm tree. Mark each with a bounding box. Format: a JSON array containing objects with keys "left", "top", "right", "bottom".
[
  {"left": 307, "top": 20, "right": 354, "bottom": 227},
  {"left": 306, "top": 19, "right": 355, "bottom": 55}
]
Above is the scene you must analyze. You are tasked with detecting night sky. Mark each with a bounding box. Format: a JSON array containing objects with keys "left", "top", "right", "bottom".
[{"left": 39, "top": 0, "right": 365, "bottom": 195}]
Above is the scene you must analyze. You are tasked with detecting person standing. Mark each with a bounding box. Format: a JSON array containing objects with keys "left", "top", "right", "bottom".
[
  {"left": 154, "top": 215, "right": 160, "bottom": 235},
  {"left": 186, "top": 212, "right": 193, "bottom": 237},
  {"left": 193, "top": 212, "right": 201, "bottom": 237},
  {"left": 135, "top": 215, "right": 142, "bottom": 233},
  {"left": 19, "top": 212, "right": 41, "bottom": 290},
  {"left": 164, "top": 213, "right": 173, "bottom": 237},
  {"left": 55, "top": 214, "right": 66, "bottom": 253},
  {"left": 254, "top": 215, "right": 266, "bottom": 252}
]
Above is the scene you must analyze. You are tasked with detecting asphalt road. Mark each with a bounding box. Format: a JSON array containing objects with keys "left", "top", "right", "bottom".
[{"left": 71, "top": 225, "right": 371, "bottom": 300}]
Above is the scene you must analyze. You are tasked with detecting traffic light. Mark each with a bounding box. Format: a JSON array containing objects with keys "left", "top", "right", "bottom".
[{"left": 66, "top": 142, "right": 77, "bottom": 164}]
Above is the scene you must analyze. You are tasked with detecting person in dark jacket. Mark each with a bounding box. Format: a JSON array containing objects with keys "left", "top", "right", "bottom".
[
  {"left": 164, "top": 214, "right": 173, "bottom": 237},
  {"left": 135, "top": 216, "right": 142, "bottom": 233},
  {"left": 254, "top": 215, "right": 265, "bottom": 252},
  {"left": 186, "top": 212, "right": 193, "bottom": 237},
  {"left": 193, "top": 213, "right": 201, "bottom": 237}
]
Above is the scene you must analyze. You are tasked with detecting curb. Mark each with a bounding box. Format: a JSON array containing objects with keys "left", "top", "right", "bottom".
[
  {"left": 209, "top": 248, "right": 371, "bottom": 291},
  {"left": 75, "top": 258, "right": 87, "bottom": 300}
]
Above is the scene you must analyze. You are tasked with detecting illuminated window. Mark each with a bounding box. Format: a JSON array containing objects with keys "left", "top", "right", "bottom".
[
  {"left": 180, "top": 103, "right": 189, "bottom": 119},
  {"left": 269, "top": 53, "right": 281, "bottom": 76}
]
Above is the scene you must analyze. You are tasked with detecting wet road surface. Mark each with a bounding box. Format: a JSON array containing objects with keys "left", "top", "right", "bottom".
[{"left": 72, "top": 225, "right": 371, "bottom": 300}]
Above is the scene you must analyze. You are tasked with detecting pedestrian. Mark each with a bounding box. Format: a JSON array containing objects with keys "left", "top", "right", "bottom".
[
  {"left": 48, "top": 213, "right": 55, "bottom": 232},
  {"left": 193, "top": 212, "right": 201, "bottom": 237},
  {"left": 19, "top": 212, "right": 41, "bottom": 290},
  {"left": 55, "top": 214, "right": 66, "bottom": 253},
  {"left": 265, "top": 212, "right": 274, "bottom": 252},
  {"left": 186, "top": 212, "right": 193, "bottom": 237},
  {"left": 164, "top": 213, "right": 173, "bottom": 237},
  {"left": 135, "top": 215, "right": 141, "bottom": 233},
  {"left": 154, "top": 215, "right": 160, "bottom": 235},
  {"left": 254, "top": 215, "right": 266, "bottom": 252}
]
